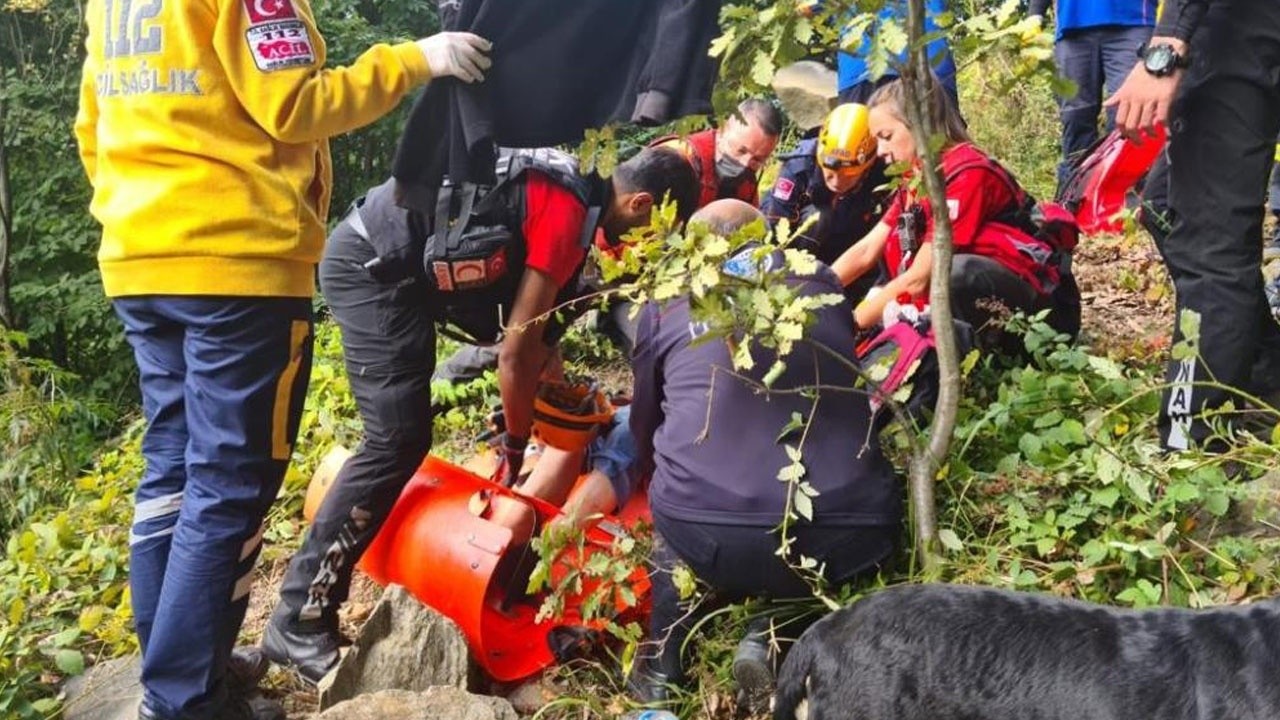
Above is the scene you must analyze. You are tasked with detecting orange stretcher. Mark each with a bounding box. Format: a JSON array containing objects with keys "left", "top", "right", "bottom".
[{"left": 305, "top": 453, "right": 652, "bottom": 682}]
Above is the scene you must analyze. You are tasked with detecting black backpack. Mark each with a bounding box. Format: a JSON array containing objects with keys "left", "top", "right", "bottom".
[{"left": 422, "top": 148, "right": 600, "bottom": 345}]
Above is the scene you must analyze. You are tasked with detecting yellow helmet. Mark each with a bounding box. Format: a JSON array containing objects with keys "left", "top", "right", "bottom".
[{"left": 816, "top": 103, "right": 876, "bottom": 180}]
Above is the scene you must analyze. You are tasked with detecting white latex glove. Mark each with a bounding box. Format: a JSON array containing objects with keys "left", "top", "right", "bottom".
[{"left": 417, "top": 32, "right": 492, "bottom": 84}]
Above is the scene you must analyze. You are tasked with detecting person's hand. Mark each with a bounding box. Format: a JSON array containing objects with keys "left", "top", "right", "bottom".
[
  {"left": 492, "top": 432, "right": 528, "bottom": 488},
  {"left": 1104, "top": 37, "right": 1188, "bottom": 140},
  {"left": 417, "top": 32, "right": 492, "bottom": 83}
]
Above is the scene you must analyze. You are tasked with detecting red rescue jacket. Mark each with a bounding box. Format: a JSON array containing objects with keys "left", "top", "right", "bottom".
[
  {"left": 883, "top": 143, "right": 1060, "bottom": 295},
  {"left": 651, "top": 128, "right": 759, "bottom": 209}
]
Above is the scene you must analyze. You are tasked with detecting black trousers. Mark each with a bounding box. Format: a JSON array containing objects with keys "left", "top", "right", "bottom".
[
  {"left": 274, "top": 219, "right": 438, "bottom": 630},
  {"left": 950, "top": 254, "right": 1076, "bottom": 357},
  {"left": 1153, "top": 1, "right": 1280, "bottom": 449},
  {"left": 643, "top": 508, "right": 896, "bottom": 680}
]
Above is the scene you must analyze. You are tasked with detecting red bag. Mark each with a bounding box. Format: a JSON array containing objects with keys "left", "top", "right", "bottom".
[{"left": 1056, "top": 126, "right": 1167, "bottom": 235}]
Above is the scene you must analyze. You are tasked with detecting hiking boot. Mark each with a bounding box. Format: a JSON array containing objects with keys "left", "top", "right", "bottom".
[
  {"left": 261, "top": 617, "right": 343, "bottom": 685},
  {"left": 137, "top": 694, "right": 285, "bottom": 720},
  {"left": 731, "top": 627, "right": 774, "bottom": 710}
]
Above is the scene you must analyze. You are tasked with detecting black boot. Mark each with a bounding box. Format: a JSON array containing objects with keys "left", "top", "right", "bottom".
[
  {"left": 732, "top": 618, "right": 775, "bottom": 709},
  {"left": 225, "top": 646, "right": 269, "bottom": 696},
  {"left": 261, "top": 614, "right": 344, "bottom": 685},
  {"left": 625, "top": 655, "right": 681, "bottom": 706}
]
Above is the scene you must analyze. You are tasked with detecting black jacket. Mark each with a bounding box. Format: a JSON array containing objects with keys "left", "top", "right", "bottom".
[{"left": 391, "top": 0, "right": 722, "bottom": 213}]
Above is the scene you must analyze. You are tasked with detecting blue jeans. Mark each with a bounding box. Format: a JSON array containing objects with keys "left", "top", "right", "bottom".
[
  {"left": 1055, "top": 24, "right": 1154, "bottom": 192},
  {"left": 114, "top": 296, "right": 313, "bottom": 719}
]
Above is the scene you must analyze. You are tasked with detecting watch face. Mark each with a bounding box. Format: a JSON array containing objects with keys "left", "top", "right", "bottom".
[{"left": 1144, "top": 44, "right": 1175, "bottom": 75}]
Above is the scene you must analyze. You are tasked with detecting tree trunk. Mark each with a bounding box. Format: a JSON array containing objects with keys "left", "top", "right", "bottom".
[
  {"left": 0, "top": 72, "right": 13, "bottom": 330},
  {"left": 901, "top": 0, "right": 961, "bottom": 573}
]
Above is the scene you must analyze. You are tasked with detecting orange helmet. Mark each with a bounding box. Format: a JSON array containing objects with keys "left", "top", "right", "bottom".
[
  {"left": 816, "top": 103, "right": 876, "bottom": 182},
  {"left": 531, "top": 380, "right": 614, "bottom": 452}
]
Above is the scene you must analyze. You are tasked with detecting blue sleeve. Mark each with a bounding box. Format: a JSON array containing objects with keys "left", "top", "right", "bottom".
[{"left": 589, "top": 406, "right": 638, "bottom": 507}]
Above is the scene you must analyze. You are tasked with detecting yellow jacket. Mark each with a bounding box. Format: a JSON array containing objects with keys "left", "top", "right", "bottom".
[{"left": 75, "top": 0, "right": 432, "bottom": 298}]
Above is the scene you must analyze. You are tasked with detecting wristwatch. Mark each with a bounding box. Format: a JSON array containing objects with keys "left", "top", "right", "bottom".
[{"left": 1138, "top": 42, "right": 1188, "bottom": 77}]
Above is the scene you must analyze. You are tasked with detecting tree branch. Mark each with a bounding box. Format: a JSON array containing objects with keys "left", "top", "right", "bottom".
[{"left": 899, "top": 0, "right": 961, "bottom": 573}]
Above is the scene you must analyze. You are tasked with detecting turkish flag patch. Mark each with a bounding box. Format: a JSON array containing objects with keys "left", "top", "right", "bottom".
[
  {"left": 773, "top": 177, "right": 796, "bottom": 201},
  {"left": 244, "top": 0, "right": 297, "bottom": 25}
]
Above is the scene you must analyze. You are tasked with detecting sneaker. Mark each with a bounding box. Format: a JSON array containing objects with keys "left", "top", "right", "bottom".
[
  {"left": 731, "top": 628, "right": 774, "bottom": 710},
  {"left": 261, "top": 617, "right": 343, "bottom": 685}
]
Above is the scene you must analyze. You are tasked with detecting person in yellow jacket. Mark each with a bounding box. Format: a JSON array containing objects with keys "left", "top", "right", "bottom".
[{"left": 73, "top": 0, "right": 490, "bottom": 717}]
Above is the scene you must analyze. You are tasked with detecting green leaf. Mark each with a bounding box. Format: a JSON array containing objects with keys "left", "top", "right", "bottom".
[
  {"left": 876, "top": 17, "right": 908, "bottom": 54},
  {"left": 1017, "top": 433, "right": 1042, "bottom": 460},
  {"left": 1164, "top": 482, "right": 1200, "bottom": 504},
  {"left": 793, "top": 491, "right": 814, "bottom": 521},
  {"left": 1203, "top": 490, "right": 1231, "bottom": 517},
  {"left": 48, "top": 627, "right": 80, "bottom": 648},
  {"left": 55, "top": 649, "right": 84, "bottom": 676},
  {"left": 1097, "top": 452, "right": 1121, "bottom": 485},
  {"left": 1124, "top": 470, "right": 1153, "bottom": 505},
  {"left": 938, "top": 529, "right": 963, "bottom": 552},
  {"left": 750, "top": 51, "right": 776, "bottom": 86},
  {"left": 1091, "top": 486, "right": 1120, "bottom": 508},
  {"left": 673, "top": 565, "right": 698, "bottom": 600},
  {"left": 777, "top": 461, "right": 805, "bottom": 483},
  {"left": 792, "top": 16, "right": 813, "bottom": 44},
  {"left": 775, "top": 412, "right": 805, "bottom": 443},
  {"left": 708, "top": 27, "right": 737, "bottom": 58},
  {"left": 1178, "top": 309, "right": 1201, "bottom": 344},
  {"left": 1033, "top": 410, "right": 1063, "bottom": 429}
]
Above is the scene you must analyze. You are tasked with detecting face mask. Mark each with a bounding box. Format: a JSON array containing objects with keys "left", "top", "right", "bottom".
[{"left": 715, "top": 153, "right": 749, "bottom": 181}]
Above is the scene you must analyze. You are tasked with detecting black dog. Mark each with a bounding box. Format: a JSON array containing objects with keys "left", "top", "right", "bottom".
[{"left": 773, "top": 583, "right": 1280, "bottom": 720}]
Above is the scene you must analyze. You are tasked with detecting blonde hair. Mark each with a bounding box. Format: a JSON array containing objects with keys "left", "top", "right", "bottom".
[{"left": 867, "top": 76, "right": 970, "bottom": 148}]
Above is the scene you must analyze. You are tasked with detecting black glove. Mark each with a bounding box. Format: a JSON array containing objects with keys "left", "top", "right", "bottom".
[{"left": 493, "top": 432, "right": 529, "bottom": 488}]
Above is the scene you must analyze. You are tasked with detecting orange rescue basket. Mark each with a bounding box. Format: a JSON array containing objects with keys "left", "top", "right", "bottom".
[{"left": 307, "top": 453, "right": 652, "bottom": 682}]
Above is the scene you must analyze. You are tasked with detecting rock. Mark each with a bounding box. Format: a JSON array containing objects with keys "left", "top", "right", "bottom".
[
  {"left": 503, "top": 674, "right": 561, "bottom": 715},
  {"left": 772, "top": 60, "right": 839, "bottom": 132},
  {"left": 314, "top": 687, "right": 517, "bottom": 720},
  {"left": 318, "top": 584, "right": 475, "bottom": 710},
  {"left": 62, "top": 656, "right": 142, "bottom": 720},
  {"left": 1231, "top": 467, "right": 1280, "bottom": 534}
]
